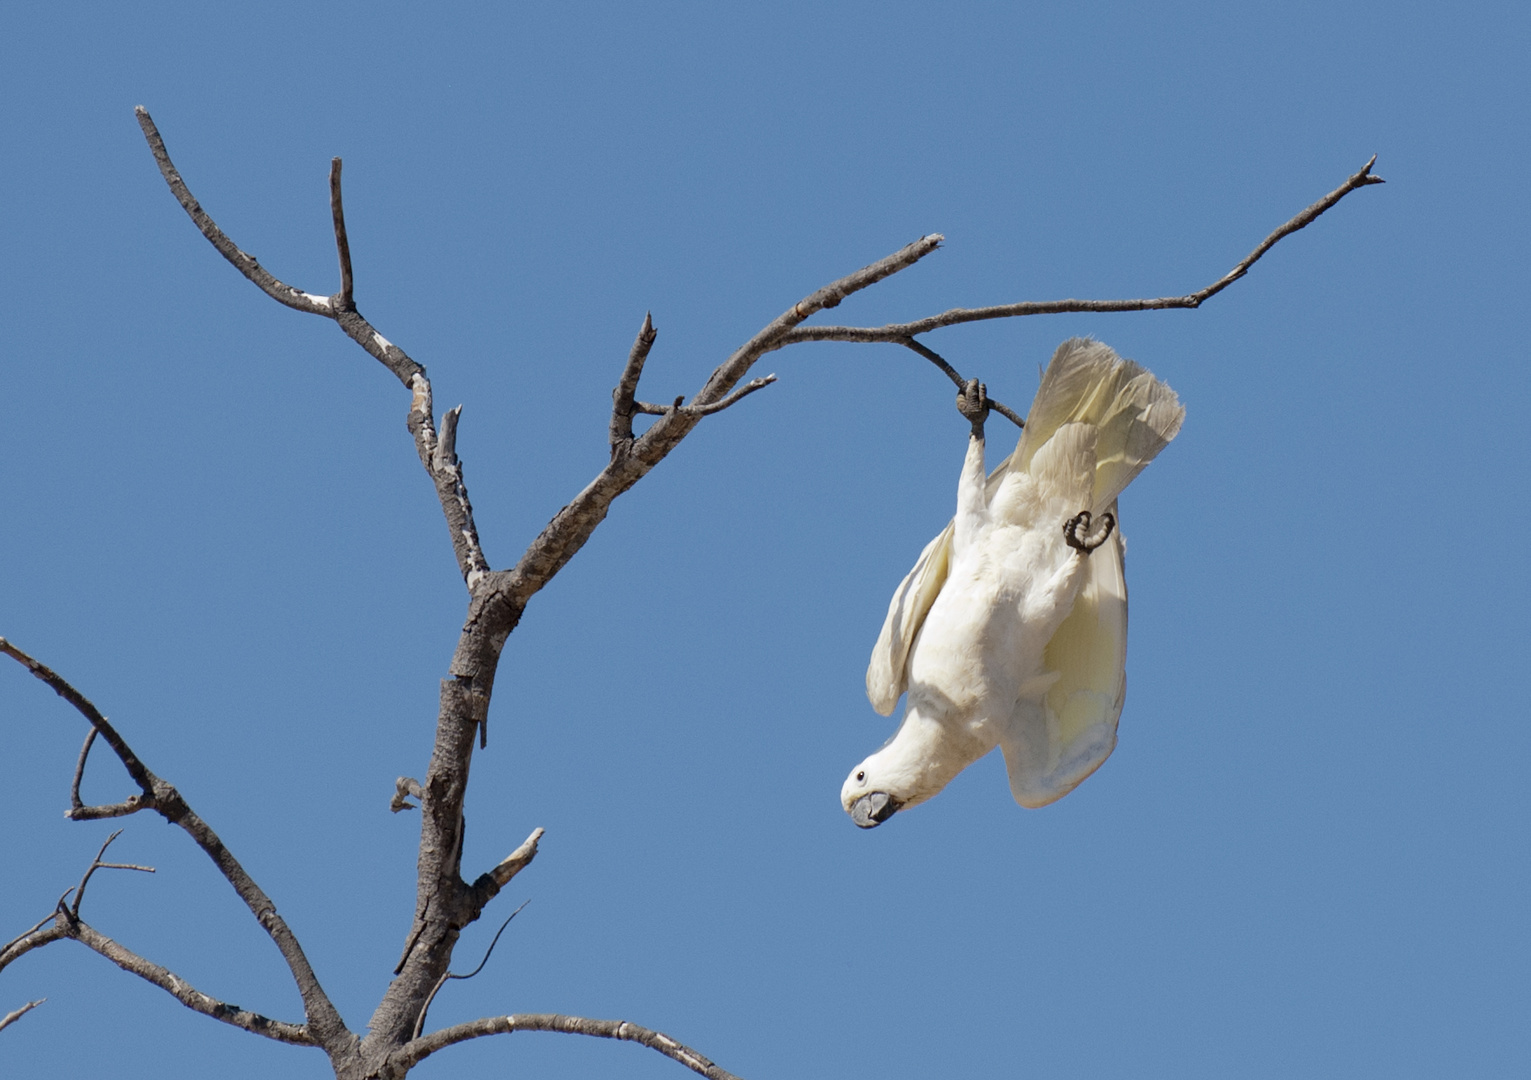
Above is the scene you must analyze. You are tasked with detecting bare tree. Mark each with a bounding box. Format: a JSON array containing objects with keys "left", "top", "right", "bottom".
[{"left": 0, "top": 108, "right": 1382, "bottom": 1078}]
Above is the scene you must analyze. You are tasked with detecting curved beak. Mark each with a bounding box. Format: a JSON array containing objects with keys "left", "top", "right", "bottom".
[{"left": 849, "top": 791, "right": 902, "bottom": 829}]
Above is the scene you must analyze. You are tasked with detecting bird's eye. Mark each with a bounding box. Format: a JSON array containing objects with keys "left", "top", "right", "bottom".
[{"left": 856, "top": 770, "right": 866, "bottom": 783}]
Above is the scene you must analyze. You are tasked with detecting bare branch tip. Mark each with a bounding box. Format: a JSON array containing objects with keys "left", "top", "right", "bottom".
[{"left": 0, "top": 998, "right": 46, "bottom": 1034}]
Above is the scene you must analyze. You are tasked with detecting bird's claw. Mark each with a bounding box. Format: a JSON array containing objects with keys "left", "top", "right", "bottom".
[
  {"left": 957, "top": 378, "right": 989, "bottom": 436},
  {"left": 1063, "top": 510, "right": 1115, "bottom": 555}
]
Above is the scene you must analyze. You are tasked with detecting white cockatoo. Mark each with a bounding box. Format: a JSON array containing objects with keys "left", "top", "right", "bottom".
[{"left": 842, "top": 338, "right": 1184, "bottom": 828}]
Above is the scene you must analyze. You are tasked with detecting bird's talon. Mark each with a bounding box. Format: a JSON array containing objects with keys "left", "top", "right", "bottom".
[
  {"left": 957, "top": 378, "right": 990, "bottom": 436},
  {"left": 1063, "top": 510, "right": 1115, "bottom": 554}
]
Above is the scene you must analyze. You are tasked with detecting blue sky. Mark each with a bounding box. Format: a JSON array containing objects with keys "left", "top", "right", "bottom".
[{"left": 2, "top": 2, "right": 1527, "bottom": 1077}]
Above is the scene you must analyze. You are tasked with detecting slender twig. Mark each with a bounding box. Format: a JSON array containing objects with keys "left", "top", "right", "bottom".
[
  {"left": 898, "top": 338, "right": 1025, "bottom": 429},
  {"left": 330, "top": 157, "right": 354, "bottom": 309},
  {"left": 633, "top": 375, "right": 780, "bottom": 418},
  {"left": 412, "top": 900, "right": 529, "bottom": 1039},
  {"left": 68, "top": 830, "right": 154, "bottom": 920},
  {"left": 394, "top": 1013, "right": 745, "bottom": 1080},
  {"left": 0, "top": 999, "right": 44, "bottom": 1034},
  {"left": 69, "top": 727, "right": 97, "bottom": 812},
  {"left": 0, "top": 638, "right": 350, "bottom": 1051},
  {"left": 775, "top": 157, "right": 1384, "bottom": 347}
]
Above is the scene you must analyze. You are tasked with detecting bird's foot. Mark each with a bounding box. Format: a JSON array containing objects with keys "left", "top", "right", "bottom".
[
  {"left": 1063, "top": 510, "right": 1115, "bottom": 555},
  {"left": 957, "top": 378, "right": 989, "bottom": 437}
]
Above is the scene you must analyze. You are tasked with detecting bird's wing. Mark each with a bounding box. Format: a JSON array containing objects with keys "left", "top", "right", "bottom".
[
  {"left": 998, "top": 507, "right": 1128, "bottom": 807},
  {"left": 866, "top": 520, "right": 953, "bottom": 715},
  {"left": 866, "top": 455, "right": 1018, "bottom": 716}
]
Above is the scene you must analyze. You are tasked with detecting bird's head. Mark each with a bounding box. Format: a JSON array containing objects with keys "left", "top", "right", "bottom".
[{"left": 840, "top": 752, "right": 905, "bottom": 829}]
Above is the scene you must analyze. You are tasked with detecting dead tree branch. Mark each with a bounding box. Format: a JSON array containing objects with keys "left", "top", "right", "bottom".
[
  {"left": 134, "top": 106, "right": 487, "bottom": 592},
  {"left": 390, "top": 776, "right": 425, "bottom": 813},
  {"left": 0, "top": 999, "right": 44, "bottom": 1034},
  {"left": 0, "top": 638, "right": 352, "bottom": 1056},
  {"left": 392, "top": 1013, "right": 745, "bottom": 1080},
  {"left": 0, "top": 838, "right": 314, "bottom": 1047},
  {"left": 330, "top": 157, "right": 355, "bottom": 310},
  {"left": 68, "top": 919, "right": 316, "bottom": 1046},
  {"left": 775, "top": 156, "right": 1384, "bottom": 348},
  {"left": 67, "top": 830, "right": 154, "bottom": 920}
]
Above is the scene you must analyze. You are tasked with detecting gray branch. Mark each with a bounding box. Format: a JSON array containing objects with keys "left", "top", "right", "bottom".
[
  {"left": 898, "top": 338, "right": 1025, "bottom": 429},
  {"left": 67, "top": 830, "right": 154, "bottom": 920},
  {"left": 634, "top": 374, "right": 779, "bottom": 418},
  {"left": 135, "top": 107, "right": 488, "bottom": 592},
  {"left": 330, "top": 157, "right": 355, "bottom": 310},
  {"left": 610, "top": 312, "right": 658, "bottom": 459},
  {"left": 390, "top": 776, "right": 425, "bottom": 813},
  {"left": 0, "top": 916, "right": 67, "bottom": 971},
  {"left": 0, "top": 638, "right": 353, "bottom": 1056},
  {"left": 69, "top": 919, "right": 316, "bottom": 1046},
  {"left": 0, "top": 999, "right": 44, "bottom": 1034},
  {"left": 1, "top": 840, "right": 311, "bottom": 1047},
  {"left": 775, "top": 157, "right": 1384, "bottom": 347},
  {"left": 392, "top": 1013, "right": 744, "bottom": 1080}
]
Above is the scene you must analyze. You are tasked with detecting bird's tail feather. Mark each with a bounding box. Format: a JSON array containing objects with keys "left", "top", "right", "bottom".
[{"left": 1006, "top": 338, "right": 1184, "bottom": 511}]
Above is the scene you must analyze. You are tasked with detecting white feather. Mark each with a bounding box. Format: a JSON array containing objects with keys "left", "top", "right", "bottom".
[{"left": 843, "top": 339, "right": 1183, "bottom": 821}]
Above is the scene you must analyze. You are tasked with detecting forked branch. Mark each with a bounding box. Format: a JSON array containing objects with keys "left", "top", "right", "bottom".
[
  {"left": 135, "top": 106, "right": 487, "bottom": 592},
  {"left": 0, "top": 837, "right": 314, "bottom": 1047},
  {"left": 775, "top": 156, "right": 1384, "bottom": 348},
  {"left": 0, "top": 638, "right": 350, "bottom": 1053}
]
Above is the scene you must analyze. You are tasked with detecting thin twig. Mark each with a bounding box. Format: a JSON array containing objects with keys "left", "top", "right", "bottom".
[
  {"left": 898, "top": 339, "right": 1025, "bottom": 429},
  {"left": 68, "top": 830, "right": 154, "bottom": 920},
  {"left": 412, "top": 900, "right": 530, "bottom": 1039},
  {"left": 680, "top": 375, "right": 778, "bottom": 417},
  {"left": 394, "top": 1013, "right": 745, "bottom": 1080},
  {"left": 775, "top": 157, "right": 1384, "bottom": 347},
  {"left": 329, "top": 157, "right": 354, "bottom": 309},
  {"left": 69, "top": 727, "right": 97, "bottom": 812},
  {"left": 632, "top": 375, "right": 777, "bottom": 417},
  {"left": 0, "top": 638, "right": 350, "bottom": 1051},
  {"left": 0, "top": 999, "right": 44, "bottom": 1034}
]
